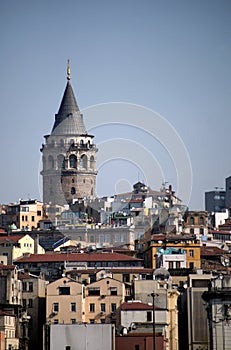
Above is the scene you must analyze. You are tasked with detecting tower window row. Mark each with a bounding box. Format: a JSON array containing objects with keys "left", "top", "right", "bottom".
[{"left": 43, "top": 154, "right": 95, "bottom": 171}]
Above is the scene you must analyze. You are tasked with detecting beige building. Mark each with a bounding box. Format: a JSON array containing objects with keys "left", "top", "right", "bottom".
[
  {"left": 84, "top": 277, "right": 125, "bottom": 325},
  {"left": 0, "top": 264, "right": 22, "bottom": 306},
  {"left": 19, "top": 274, "right": 48, "bottom": 350},
  {"left": 134, "top": 270, "right": 179, "bottom": 350},
  {"left": 0, "top": 234, "right": 44, "bottom": 265},
  {"left": 0, "top": 312, "right": 19, "bottom": 350},
  {"left": 46, "top": 277, "right": 84, "bottom": 325},
  {"left": 67, "top": 267, "right": 154, "bottom": 301},
  {"left": 46, "top": 275, "right": 126, "bottom": 327}
]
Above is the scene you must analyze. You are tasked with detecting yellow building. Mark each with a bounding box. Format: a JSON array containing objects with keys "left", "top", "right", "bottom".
[
  {"left": 143, "top": 234, "right": 201, "bottom": 270},
  {"left": 6, "top": 200, "right": 44, "bottom": 231},
  {"left": 0, "top": 234, "right": 45, "bottom": 264}
]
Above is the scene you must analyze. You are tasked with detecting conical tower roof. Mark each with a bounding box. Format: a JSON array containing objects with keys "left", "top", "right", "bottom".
[{"left": 51, "top": 63, "right": 87, "bottom": 136}]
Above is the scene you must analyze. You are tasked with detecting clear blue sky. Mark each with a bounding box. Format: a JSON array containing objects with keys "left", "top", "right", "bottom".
[{"left": 0, "top": 0, "right": 231, "bottom": 210}]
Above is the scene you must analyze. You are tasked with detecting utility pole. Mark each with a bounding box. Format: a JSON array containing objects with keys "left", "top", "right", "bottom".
[{"left": 149, "top": 292, "right": 159, "bottom": 350}]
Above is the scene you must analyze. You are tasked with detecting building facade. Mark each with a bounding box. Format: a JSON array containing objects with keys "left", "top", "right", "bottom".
[
  {"left": 40, "top": 62, "right": 97, "bottom": 206},
  {"left": 3, "top": 200, "right": 44, "bottom": 231}
]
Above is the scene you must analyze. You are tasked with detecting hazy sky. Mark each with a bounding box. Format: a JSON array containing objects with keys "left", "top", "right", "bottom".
[{"left": 0, "top": 0, "right": 231, "bottom": 210}]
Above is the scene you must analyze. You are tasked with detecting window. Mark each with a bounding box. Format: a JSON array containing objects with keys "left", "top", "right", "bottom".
[
  {"left": 32, "top": 216, "right": 35, "bottom": 222},
  {"left": 80, "top": 155, "right": 87, "bottom": 169},
  {"left": 123, "top": 274, "right": 130, "bottom": 283},
  {"left": 57, "top": 154, "right": 65, "bottom": 169},
  {"left": 88, "top": 288, "right": 100, "bottom": 296},
  {"left": 101, "top": 304, "right": 106, "bottom": 312},
  {"left": 22, "top": 299, "right": 26, "bottom": 309},
  {"left": 66, "top": 347, "right": 71, "bottom": 350},
  {"left": 37, "top": 210, "right": 42, "bottom": 216},
  {"left": 90, "top": 303, "right": 95, "bottom": 312},
  {"left": 90, "top": 156, "right": 94, "bottom": 168},
  {"left": 71, "top": 303, "right": 76, "bottom": 312},
  {"left": 190, "top": 228, "right": 194, "bottom": 234},
  {"left": 69, "top": 155, "right": 77, "bottom": 168},
  {"left": 22, "top": 282, "right": 27, "bottom": 292},
  {"left": 28, "top": 282, "right": 33, "bottom": 292},
  {"left": 53, "top": 303, "right": 59, "bottom": 313},
  {"left": 189, "top": 262, "right": 194, "bottom": 269},
  {"left": 71, "top": 187, "right": 76, "bottom": 195},
  {"left": 190, "top": 217, "right": 195, "bottom": 225},
  {"left": 28, "top": 299, "right": 33, "bottom": 308},
  {"left": 71, "top": 319, "right": 76, "bottom": 324},
  {"left": 101, "top": 319, "right": 106, "bottom": 324},
  {"left": 53, "top": 319, "right": 59, "bottom": 324},
  {"left": 48, "top": 155, "right": 54, "bottom": 169},
  {"left": 199, "top": 216, "right": 204, "bottom": 225},
  {"left": 90, "top": 319, "right": 95, "bottom": 324},
  {"left": 115, "top": 234, "right": 120, "bottom": 242},
  {"left": 111, "top": 303, "right": 116, "bottom": 313},
  {"left": 200, "top": 228, "right": 204, "bottom": 235},
  {"left": 135, "top": 345, "right": 140, "bottom": 350},
  {"left": 59, "top": 286, "right": 70, "bottom": 295},
  {"left": 22, "top": 215, "right": 24, "bottom": 221},
  {"left": 110, "top": 287, "right": 117, "bottom": 296},
  {"left": 189, "top": 249, "right": 194, "bottom": 257},
  {"left": 147, "top": 311, "right": 152, "bottom": 322}
]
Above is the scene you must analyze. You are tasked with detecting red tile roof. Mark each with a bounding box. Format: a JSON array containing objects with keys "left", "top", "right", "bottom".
[
  {"left": 67, "top": 267, "right": 154, "bottom": 274},
  {"left": 0, "top": 263, "right": 15, "bottom": 271},
  {"left": 15, "top": 252, "right": 142, "bottom": 263},
  {"left": 201, "top": 246, "right": 228, "bottom": 256},
  {"left": 121, "top": 301, "right": 162, "bottom": 311},
  {"left": 209, "top": 230, "right": 231, "bottom": 235},
  {"left": 0, "top": 235, "right": 24, "bottom": 243},
  {"left": 0, "top": 311, "right": 16, "bottom": 317}
]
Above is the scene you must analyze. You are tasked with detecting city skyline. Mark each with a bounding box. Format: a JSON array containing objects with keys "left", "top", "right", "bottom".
[{"left": 0, "top": 0, "right": 231, "bottom": 209}]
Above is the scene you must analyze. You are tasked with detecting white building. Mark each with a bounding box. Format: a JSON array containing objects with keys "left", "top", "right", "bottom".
[{"left": 49, "top": 323, "right": 115, "bottom": 350}]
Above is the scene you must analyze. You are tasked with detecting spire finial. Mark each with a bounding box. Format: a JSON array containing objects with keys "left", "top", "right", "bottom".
[{"left": 67, "top": 59, "right": 71, "bottom": 81}]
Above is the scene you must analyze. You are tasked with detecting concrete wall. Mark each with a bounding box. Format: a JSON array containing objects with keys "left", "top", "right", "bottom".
[{"left": 50, "top": 324, "right": 114, "bottom": 350}]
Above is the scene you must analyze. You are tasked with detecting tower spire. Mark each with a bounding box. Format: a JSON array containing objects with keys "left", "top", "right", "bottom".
[{"left": 67, "top": 59, "right": 71, "bottom": 81}]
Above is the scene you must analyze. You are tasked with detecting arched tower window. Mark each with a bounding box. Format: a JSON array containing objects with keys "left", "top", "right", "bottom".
[
  {"left": 199, "top": 216, "right": 204, "bottom": 225},
  {"left": 48, "top": 155, "right": 54, "bottom": 169},
  {"left": 60, "top": 139, "right": 64, "bottom": 147},
  {"left": 71, "top": 187, "right": 76, "bottom": 195},
  {"left": 43, "top": 157, "right": 46, "bottom": 171},
  {"left": 69, "top": 155, "right": 77, "bottom": 168},
  {"left": 90, "top": 156, "right": 94, "bottom": 169},
  {"left": 57, "top": 155, "right": 65, "bottom": 169},
  {"left": 80, "top": 155, "right": 87, "bottom": 169},
  {"left": 70, "top": 139, "right": 75, "bottom": 146}
]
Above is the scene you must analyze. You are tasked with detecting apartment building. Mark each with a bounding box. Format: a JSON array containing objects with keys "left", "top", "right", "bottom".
[
  {"left": 84, "top": 277, "right": 125, "bottom": 325},
  {"left": 4, "top": 200, "right": 44, "bottom": 231},
  {"left": 19, "top": 273, "right": 48, "bottom": 350},
  {"left": 142, "top": 233, "right": 201, "bottom": 270},
  {"left": 0, "top": 234, "right": 44, "bottom": 265},
  {"left": 46, "top": 277, "right": 84, "bottom": 325}
]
